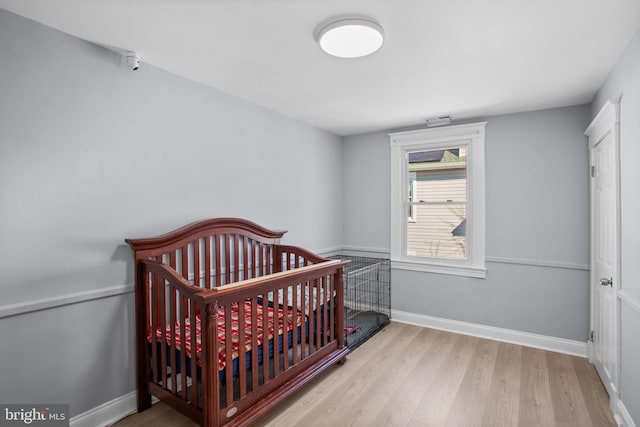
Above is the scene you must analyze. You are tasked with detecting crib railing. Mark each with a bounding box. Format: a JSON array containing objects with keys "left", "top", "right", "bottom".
[{"left": 137, "top": 258, "right": 349, "bottom": 427}]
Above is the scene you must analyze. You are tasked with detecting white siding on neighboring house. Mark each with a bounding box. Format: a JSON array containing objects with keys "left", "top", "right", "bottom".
[{"left": 407, "top": 166, "right": 467, "bottom": 259}]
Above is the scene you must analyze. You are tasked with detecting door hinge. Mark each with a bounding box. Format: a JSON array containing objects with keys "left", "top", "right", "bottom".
[
  {"left": 590, "top": 330, "right": 595, "bottom": 341},
  {"left": 591, "top": 165, "right": 596, "bottom": 177}
]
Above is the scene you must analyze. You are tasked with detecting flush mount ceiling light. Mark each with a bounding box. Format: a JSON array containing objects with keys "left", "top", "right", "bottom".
[{"left": 317, "top": 17, "right": 384, "bottom": 58}]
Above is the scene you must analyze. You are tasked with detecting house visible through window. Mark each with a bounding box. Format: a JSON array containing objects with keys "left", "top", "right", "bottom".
[
  {"left": 407, "top": 147, "right": 467, "bottom": 259},
  {"left": 390, "top": 122, "right": 486, "bottom": 278}
]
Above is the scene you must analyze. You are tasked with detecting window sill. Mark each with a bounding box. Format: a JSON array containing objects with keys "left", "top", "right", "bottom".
[{"left": 391, "top": 259, "right": 487, "bottom": 278}]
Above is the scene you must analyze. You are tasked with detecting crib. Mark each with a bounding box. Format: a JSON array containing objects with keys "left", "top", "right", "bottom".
[{"left": 125, "top": 218, "right": 350, "bottom": 426}]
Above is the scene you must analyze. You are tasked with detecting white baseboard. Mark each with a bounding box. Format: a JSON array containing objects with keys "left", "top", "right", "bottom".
[
  {"left": 616, "top": 398, "right": 637, "bottom": 427},
  {"left": 392, "top": 309, "right": 587, "bottom": 357},
  {"left": 70, "top": 390, "right": 137, "bottom": 427}
]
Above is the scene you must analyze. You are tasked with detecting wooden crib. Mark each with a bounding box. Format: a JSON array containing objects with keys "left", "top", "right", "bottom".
[{"left": 125, "top": 218, "right": 349, "bottom": 426}]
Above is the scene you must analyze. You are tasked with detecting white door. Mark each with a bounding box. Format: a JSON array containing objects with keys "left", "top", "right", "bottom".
[{"left": 586, "top": 100, "right": 619, "bottom": 408}]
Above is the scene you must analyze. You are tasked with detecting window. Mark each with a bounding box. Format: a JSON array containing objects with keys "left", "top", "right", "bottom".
[{"left": 390, "top": 122, "right": 486, "bottom": 278}]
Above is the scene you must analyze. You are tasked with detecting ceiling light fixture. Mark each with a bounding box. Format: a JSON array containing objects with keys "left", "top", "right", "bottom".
[{"left": 317, "top": 17, "right": 384, "bottom": 58}]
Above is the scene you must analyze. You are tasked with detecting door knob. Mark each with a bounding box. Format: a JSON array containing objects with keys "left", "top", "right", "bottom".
[{"left": 600, "top": 277, "right": 613, "bottom": 287}]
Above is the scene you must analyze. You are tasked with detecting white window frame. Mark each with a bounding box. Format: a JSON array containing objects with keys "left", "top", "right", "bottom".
[
  {"left": 408, "top": 171, "right": 417, "bottom": 222},
  {"left": 389, "top": 122, "right": 487, "bottom": 278}
]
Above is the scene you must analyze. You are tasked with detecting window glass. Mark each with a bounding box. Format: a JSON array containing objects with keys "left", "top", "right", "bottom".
[{"left": 406, "top": 148, "right": 467, "bottom": 259}]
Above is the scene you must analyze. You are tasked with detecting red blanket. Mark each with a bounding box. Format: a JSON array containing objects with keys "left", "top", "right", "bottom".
[{"left": 149, "top": 301, "right": 303, "bottom": 371}]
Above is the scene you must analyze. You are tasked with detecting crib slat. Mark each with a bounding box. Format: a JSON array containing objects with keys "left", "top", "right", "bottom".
[
  {"left": 202, "top": 304, "right": 220, "bottom": 427},
  {"left": 336, "top": 267, "right": 346, "bottom": 350},
  {"left": 238, "top": 300, "right": 247, "bottom": 398},
  {"left": 292, "top": 283, "right": 299, "bottom": 365},
  {"left": 243, "top": 236, "right": 249, "bottom": 281},
  {"left": 204, "top": 236, "right": 211, "bottom": 289},
  {"left": 181, "top": 246, "right": 189, "bottom": 317},
  {"left": 306, "top": 280, "right": 312, "bottom": 355},
  {"left": 215, "top": 235, "right": 222, "bottom": 287},
  {"left": 253, "top": 243, "right": 258, "bottom": 276},
  {"left": 300, "top": 283, "right": 307, "bottom": 360},
  {"left": 274, "top": 249, "right": 281, "bottom": 273},
  {"left": 322, "top": 276, "right": 328, "bottom": 347},
  {"left": 169, "top": 285, "right": 177, "bottom": 395},
  {"left": 282, "top": 286, "right": 289, "bottom": 372},
  {"left": 233, "top": 234, "right": 240, "bottom": 283},
  {"left": 272, "top": 291, "right": 280, "bottom": 377},
  {"left": 246, "top": 240, "right": 251, "bottom": 278},
  {"left": 182, "top": 245, "right": 188, "bottom": 281},
  {"left": 194, "top": 240, "right": 201, "bottom": 287},
  {"left": 190, "top": 300, "right": 199, "bottom": 407},
  {"left": 251, "top": 299, "right": 259, "bottom": 388},
  {"left": 159, "top": 274, "right": 168, "bottom": 389},
  {"left": 224, "top": 304, "right": 233, "bottom": 406},
  {"left": 259, "top": 243, "right": 264, "bottom": 277},
  {"left": 169, "top": 245, "right": 177, "bottom": 369},
  {"left": 320, "top": 277, "right": 325, "bottom": 347},
  {"left": 266, "top": 245, "right": 272, "bottom": 275},
  {"left": 179, "top": 292, "right": 188, "bottom": 399},
  {"left": 169, "top": 251, "right": 176, "bottom": 271},
  {"left": 247, "top": 239, "right": 253, "bottom": 279},
  {"left": 262, "top": 295, "right": 269, "bottom": 381},
  {"left": 225, "top": 234, "right": 231, "bottom": 285},
  {"left": 314, "top": 279, "right": 321, "bottom": 352},
  {"left": 150, "top": 272, "right": 159, "bottom": 384},
  {"left": 150, "top": 257, "right": 158, "bottom": 328},
  {"left": 258, "top": 240, "right": 263, "bottom": 277},
  {"left": 328, "top": 275, "right": 335, "bottom": 343}
]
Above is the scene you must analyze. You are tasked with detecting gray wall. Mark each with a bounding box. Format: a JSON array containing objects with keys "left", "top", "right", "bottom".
[
  {"left": 343, "top": 105, "right": 592, "bottom": 341},
  {"left": 0, "top": 9, "right": 343, "bottom": 416},
  {"left": 342, "top": 131, "right": 391, "bottom": 252},
  {"left": 592, "top": 26, "right": 640, "bottom": 425}
]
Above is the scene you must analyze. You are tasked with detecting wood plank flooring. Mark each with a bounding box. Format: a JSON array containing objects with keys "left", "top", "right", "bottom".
[{"left": 112, "top": 322, "right": 615, "bottom": 427}]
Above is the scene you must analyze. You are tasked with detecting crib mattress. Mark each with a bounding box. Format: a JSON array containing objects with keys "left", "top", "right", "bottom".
[{"left": 149, "top": 301, "right": 303, "bottom": 371}]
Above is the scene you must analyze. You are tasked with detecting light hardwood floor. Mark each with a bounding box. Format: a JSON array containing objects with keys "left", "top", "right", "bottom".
[{"left": 113, "top": 322, "right": 615, "bottom": 427}]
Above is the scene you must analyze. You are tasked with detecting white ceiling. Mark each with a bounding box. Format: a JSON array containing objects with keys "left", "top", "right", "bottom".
[{"left": 1, "top": 0, "right": 639, "bottom": 136}]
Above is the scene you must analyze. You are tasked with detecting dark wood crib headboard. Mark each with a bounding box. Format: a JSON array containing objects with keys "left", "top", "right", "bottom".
[{"left": 125, "top": 217, "right": 288, "bottom": 289}]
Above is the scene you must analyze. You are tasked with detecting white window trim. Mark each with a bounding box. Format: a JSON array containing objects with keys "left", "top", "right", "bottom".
[
  {"left": 408, "top": 171, "right": 417, "bottom": 222},
  {"left": 389, "top": 122, "right": 487, "bottom": 278}
]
